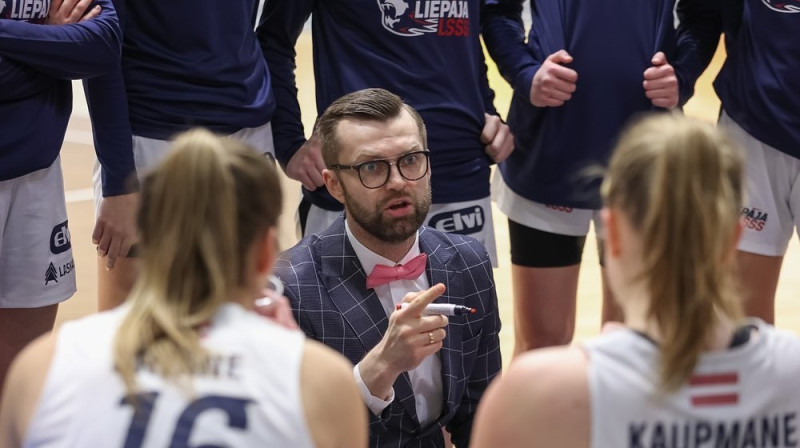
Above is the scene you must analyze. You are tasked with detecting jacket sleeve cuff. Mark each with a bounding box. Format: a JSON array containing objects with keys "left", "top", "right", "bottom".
[
  {"left": 354, "top": 363, "right": 395, "bottom": 416},
  {"left": 514, "top": 65, "right": 540, "bottom": 104}
]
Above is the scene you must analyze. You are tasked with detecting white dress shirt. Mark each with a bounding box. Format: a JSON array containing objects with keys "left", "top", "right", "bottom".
[{"left": 346, "top": 221, "right": 443, "bottom": 426}]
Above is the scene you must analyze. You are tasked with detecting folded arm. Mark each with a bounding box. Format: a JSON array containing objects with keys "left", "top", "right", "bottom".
[{"left": 0, "top": 0, "right": 122, "bottom": 79}]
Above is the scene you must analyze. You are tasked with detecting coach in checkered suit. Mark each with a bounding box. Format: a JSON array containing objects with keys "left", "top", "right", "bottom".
[{"left": 275, "top": 88, "right": 502, "bottom": 447}]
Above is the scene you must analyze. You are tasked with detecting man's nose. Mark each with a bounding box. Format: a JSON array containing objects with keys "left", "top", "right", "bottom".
[{"left": 384, "top": 163, "right": 406, "bottom": 190}]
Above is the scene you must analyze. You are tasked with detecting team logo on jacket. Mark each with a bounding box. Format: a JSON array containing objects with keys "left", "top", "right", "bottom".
[
  {"left": 762, "top": 0, "right": 800, "bottom": 12},
  {"left": 429, "top": 206, "right": 484, "bottom": 235},
  {"left": 0, "top": 0, "right": 50, "bottom": 22},
  {"left": 377, "top": 0, "right": 471, "bottom": 37}
]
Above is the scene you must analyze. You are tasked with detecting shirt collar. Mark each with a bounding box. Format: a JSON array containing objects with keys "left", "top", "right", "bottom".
[{"left": 344, "top": 219, "right": 420, "bottom": 276}]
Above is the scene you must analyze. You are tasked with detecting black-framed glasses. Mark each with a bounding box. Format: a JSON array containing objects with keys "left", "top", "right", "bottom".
[{"left": 331, "top": 150, "right": 430, "bottom": 189}]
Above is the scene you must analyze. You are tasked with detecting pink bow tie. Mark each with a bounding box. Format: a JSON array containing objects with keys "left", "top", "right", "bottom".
[{"left": 366, "top": 253, "right": 428, "bottom": 289}]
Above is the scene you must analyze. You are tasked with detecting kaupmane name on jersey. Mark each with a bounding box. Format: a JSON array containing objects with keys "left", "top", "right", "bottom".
[
  {"left": 378, "top": 0, "right": 471, "bottom": 37},
  {"left": 628, "top": 412, "right": 798, "bottom": 448}
]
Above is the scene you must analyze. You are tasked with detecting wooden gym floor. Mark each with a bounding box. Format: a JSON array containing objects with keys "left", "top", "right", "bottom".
[{"left": 56, "top": 36, "right": 800, "bottom": 369}]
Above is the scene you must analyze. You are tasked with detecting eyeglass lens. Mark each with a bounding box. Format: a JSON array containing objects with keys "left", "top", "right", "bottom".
[{"left": 358, "top": 152, "right": 428, "bottom": 188}]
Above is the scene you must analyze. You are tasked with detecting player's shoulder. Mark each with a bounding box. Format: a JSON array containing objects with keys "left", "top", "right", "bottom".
[
  {"left": 751, "top": 319, "right": 800, "bottom": 363},
  {"left": 57, "top": 305, "right": 128, "bottom": 347},
  {"left": 506, "top": 346, "right": 590, "bottom": 428},
  {"left": 213, "top": 305, "right": 304, "bottom": 353},
  {"left": 472, "top": 346, "right": 590, "bottom": 447}
]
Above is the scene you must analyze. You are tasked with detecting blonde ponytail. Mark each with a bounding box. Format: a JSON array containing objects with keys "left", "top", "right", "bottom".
[
  {"left": 114, "top": 128, "right": 282, "bottom": 397},
  {"left": 601, "top": 113, "right": 744, "bottom": 392}
]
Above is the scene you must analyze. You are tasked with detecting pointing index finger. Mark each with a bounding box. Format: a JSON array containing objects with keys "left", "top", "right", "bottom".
[{"left": 401, "top": 283, "right": 446, "bottom": 315}]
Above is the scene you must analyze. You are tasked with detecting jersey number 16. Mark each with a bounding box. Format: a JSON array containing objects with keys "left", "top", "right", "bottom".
[{"left": 121, "top": 392, "right": 251, "bottom": 447}]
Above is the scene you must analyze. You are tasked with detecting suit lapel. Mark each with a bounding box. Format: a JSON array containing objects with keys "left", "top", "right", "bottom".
[
  {"left": 319, "top": 218, "right": 388, "bottom": 353},
  {"left": 318, "top": 218, "right": 420, "bottom": 423},
  {"left": 419, "top": 227, "right": 461, "bottom": 420}
]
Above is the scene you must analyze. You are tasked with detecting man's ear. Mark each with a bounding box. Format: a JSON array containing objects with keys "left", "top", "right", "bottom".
[
  {"left": 324, "top": 169, "right": 346, "bottom": 205},
  {"left": 601, "top": 207, "right": 622, "bottom": 258}
]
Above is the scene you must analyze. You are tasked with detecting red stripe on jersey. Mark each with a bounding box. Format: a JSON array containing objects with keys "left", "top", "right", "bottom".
[
  {"left": 688, "top": 373, "right": 738, "bottom": 386},
  {"left": 691, "top": 394, "right": 739, "bottom": 407}
]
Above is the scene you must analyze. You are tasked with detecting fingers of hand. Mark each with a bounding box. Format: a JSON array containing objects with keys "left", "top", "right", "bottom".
[
  {"left": 546, "top": 49, "right": 573, "bottom": 65},
  {"left": 532, "top": 63, "right": 577, "bottom": 107},
  {"left": 401, "top": 290, "right": 420, "bottom": 304},
  {"left": 105, "top": 237, "right": 122, "bottom": 269},
  {"left": 308, "top": 140, "right": 326, "bottom": 186},
  {"left": 550, "top": 63, "right": 579, "bottom": 84},
  {"left": 307, "top": 166, "right": 325, "bottom": 188},
  {"left": 92, "top": 221, "right": 104, "bottom": 245},
  {"left": 650, "top": 96, "right": 678, "bottom": 109},
  {"left": 644, "top": 82, "right": 678, "bottom": 108},
  {"left": 486, "top": 125, "right": 513, "bottom": 163},
  {"left": 96, "top": 230, "right": 112, "bottom": 257},
  {"left": 52, "top": 0, "right": 88, "bottom": 24},
  {"left": 298, "top": 168, "right": 323, "bottom": 190},
  {"left": 651, "top": 51, "right": 667, "bottom": 66},
  {"left": 645, "top": 86, "right": 676, "bottom": 99},
  {"left": 420, "top": 327, "right": 447, "bottom": 346},
  {"left": 417, "top": 314, "right": 448, "bottom": 333},
  {"left": 385, "top": 313, "right": 446, "bottom": 371},
  {"left": 643, "top": 64, "right": 675, "bottom": 81},
  {"left": 81, "top": 5, "right": 101, "bottom": 21},
  {"left": 643, "top": 67, "right": 677, "bottom": 109},
  {"left": 70, "top": 0, "right": 93, "bottom": 21},
  {"left": 58, "top": 0, "right": 75, "bottom": 14},
  {"left": 481, "top": 114, "right": 500, "bottom": 144},
  {"left": 119, "top": 239, "right": 134, "bottom": 261},
  {"left": 289, "top": 143, "right": 326, "bottom": 189},
  {"left": 48, "top": 0, "right": 63, "bottom": 14},
  {"left": 399, "top": 283, "right": 446, "bottom": 315},
  {"left": 643, "top": 75, "right": 677, "bottom": 92}
]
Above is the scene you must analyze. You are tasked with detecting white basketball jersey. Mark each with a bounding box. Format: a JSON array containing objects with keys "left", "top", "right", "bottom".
[
  {"left": 586, "top": 320, "right": 800, "bottom": 448},
  {"left": 24, "top": 303, "right": 315, "bottom": 448}
]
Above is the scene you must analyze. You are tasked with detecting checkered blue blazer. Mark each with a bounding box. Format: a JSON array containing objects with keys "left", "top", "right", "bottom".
[{"left": 275, "top": 216, "right": 502, "bottom": 448}]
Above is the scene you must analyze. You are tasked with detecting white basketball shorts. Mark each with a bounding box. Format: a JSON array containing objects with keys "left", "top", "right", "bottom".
[
  {"left": 720, "top": 112, "right": 800, "bottom": 257},
  {"left": 0, "top": 157, "right": 76, "bottom": 308}
]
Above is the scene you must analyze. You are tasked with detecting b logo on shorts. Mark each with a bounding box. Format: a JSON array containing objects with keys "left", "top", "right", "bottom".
[
  {"left": 50, "top": 220, "right": 71, "bottom": 254},
  {"left": 429, "top": 206, "right": 484, "bottom": 235}
]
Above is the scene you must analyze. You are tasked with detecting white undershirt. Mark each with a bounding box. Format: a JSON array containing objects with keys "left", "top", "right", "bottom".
[{"left": 346, "top": 221, "right": 443, "bottom": 426}]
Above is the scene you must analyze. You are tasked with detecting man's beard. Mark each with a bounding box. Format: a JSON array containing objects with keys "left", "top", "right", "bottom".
[{"left": 344, "top": 188, "right": 431, "bottom": 244}]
